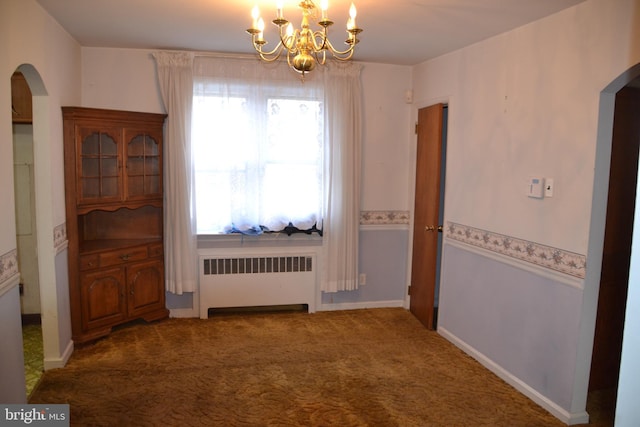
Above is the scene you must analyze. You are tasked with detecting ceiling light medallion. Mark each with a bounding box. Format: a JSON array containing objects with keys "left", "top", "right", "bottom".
[{"left": 247, "top": 0, "right": 363, "bottom": 79}]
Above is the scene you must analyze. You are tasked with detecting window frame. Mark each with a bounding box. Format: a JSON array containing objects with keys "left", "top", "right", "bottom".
[{"left": 192, "top": 81, "right": 325, "bottom": 236}]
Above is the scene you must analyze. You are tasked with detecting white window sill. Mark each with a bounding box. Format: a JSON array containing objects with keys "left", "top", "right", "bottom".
[{"left": 197, "top": 233, "right": 323, "bottom": 250}]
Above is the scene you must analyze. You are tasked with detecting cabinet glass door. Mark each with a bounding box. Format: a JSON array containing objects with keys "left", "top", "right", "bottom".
[
  {"left": 78, "top": 127, "right": 122, "bottom": 204},
  {"left": 125, "top": 130, "right": 162, "bottom": 200}
]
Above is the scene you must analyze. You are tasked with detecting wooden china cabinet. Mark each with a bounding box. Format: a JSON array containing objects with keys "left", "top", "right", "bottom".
[{"left": 63, "top": 107, "right": 169, "bottom": 344}]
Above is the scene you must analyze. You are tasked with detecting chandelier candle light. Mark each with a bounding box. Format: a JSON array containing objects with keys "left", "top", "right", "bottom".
[{"left": 246, "top": 0, "right": 363, "bottom": 78}]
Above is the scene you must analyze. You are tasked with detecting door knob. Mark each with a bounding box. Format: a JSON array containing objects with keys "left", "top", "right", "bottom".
[
  {"left": 424, "top": 225, "right": 435, "bottom": 232},
  {"left": 438, "top": 225, "right": 443, "bottom": 232}
]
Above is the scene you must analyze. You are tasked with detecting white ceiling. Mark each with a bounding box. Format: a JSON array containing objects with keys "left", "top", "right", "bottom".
[{"left": 35, "top": 0, "right": 585, "bottom": 66}]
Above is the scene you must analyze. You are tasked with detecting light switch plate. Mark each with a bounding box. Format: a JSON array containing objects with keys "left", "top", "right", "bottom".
[{"left": 545, "top": 178, "right": 554, "bottom": 197}]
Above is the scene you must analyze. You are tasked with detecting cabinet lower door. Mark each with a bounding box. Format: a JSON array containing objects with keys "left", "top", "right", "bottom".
[
  {"left": 127, "top": 260, "right": 164, "bottom": 317},
  {"left": 80, "top": 267, "right": 127, "bottom": 330}
]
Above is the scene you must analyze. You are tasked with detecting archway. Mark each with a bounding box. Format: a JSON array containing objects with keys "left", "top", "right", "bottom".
[
  {"left": 12, "top": 67, "right": 43, "bottom": 397},
  {"left": 11, "top": 64, "right": 70, "bottom": 377},
  {"left": 579, "top": 62, "right": 640, "bottom": 422}
]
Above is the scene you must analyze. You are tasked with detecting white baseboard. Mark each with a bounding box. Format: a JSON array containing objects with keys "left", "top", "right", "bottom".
[
  {"left": 438, "top": 327, "right": 590, "bottom": 426},
  {"left": 317, "top": 299, "right": 405, "bottom": 312},
  {"left": 170, "top": 300, "right": 405, "bottom": 315},
  {"left": 169, "top": 307, "right": 200, "bottom": 318},
  {"left": 44, "top": 339, "right": 74, "bottom": 371},
  {"left": 566, "top": 410, "right": 590, "bottom": 425}
]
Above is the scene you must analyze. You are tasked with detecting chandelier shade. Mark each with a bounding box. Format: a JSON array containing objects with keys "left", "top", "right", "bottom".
[{"left": 246, "top": 0, "right": 362, "bottom": 78}]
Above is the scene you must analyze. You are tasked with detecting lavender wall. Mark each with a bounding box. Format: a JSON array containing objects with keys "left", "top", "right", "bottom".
[
  {"left": 321, "top": 228, "right": 409, "bottom": 307},
  {"left": 412, "top": 0, "right": 640, "bottom": 422},
  {"left": 439, "top": 243, "right": 582, "bottom": 411}
]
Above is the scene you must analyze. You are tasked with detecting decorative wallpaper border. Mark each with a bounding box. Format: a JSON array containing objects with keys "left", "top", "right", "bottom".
[
  {"left": 0, "top": 249, "right": 19, "bottom": 284},
  {"left": 360, "top": 210, "right": 410, "bottom": 225},
  {"left": 54, "top": 223, "right": 67, "bottom": 252},
  {"left": 0, "top": 224, "right": 67, "bottom": 291},
  {"left": 445, "top": 221, "right": 587, "bottom": 279}
]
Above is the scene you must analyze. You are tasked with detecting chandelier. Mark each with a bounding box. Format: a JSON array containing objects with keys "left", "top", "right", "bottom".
[{"left": 246, "top": 0, "right": 363, "bottom": 78}]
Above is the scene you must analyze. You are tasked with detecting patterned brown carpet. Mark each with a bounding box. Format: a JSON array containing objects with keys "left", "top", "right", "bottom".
[
  {"left": 22, "top": 323, "right": 44, "bottom": 398},
  {"left": 30, "top": 308, "right": 609, "bottom": 426}
]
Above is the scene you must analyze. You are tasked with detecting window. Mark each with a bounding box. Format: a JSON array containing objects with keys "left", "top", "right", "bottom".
[
  {"left": 192, "top": 85, "right": 324, "bottom": 235},
  {"left": 155, "top": 53, "right": 361, "bottom": 292}
]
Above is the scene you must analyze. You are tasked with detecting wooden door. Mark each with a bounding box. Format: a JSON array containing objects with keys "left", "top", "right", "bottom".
[
  {"left": 410, "top": 103, "right": 445, "bottom": 329},
  {"left": 589, "top": 86, "right": 640, "bottom": 392}
]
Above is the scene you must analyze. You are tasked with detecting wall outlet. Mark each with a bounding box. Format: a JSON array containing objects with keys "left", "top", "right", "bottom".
[{"left": 359, "top": 273, "right": 367, "bottom": 286}]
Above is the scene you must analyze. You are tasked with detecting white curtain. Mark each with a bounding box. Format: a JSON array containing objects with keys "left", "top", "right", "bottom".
[
  {"left": 321, "top": 62, "right": 363, "bottom": 292},
  {"left": 152, "top": 51, "right": 197, "bottom": 294},
  {"left": 191, "top": 57, "right": 324, "bottom": 234}
]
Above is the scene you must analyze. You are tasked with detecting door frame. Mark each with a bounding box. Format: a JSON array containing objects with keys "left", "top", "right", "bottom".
[
  {"left": 588, "top": 85, "right": 640, "bottom": 397},
  {"left": 577, "top": 63, "right": 640, "bottom": 413}
]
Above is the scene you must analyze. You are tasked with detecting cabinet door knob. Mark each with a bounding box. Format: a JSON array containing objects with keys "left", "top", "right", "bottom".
[{"left": 120, "top": 254, "right": 131, "bottom": 261}]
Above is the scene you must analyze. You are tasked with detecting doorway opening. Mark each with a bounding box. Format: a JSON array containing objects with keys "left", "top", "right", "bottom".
[
  {"left": 588, "top": 77, "right": 640, "bottom": 423},
  {"left": 11, "top": 68, "right": 44, "bottom": 398},
  {"left": 433, "top": 105, "right": 448, "bottom": 328}
]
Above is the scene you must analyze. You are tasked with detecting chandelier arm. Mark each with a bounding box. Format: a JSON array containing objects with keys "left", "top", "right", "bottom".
[
  {"left": 310, "top": 29, "right": 329, "bottom": 52},
  {"left": 279, "top": 28, "right": 300, "bottom": 54},
  {"left": 286, "top": 49, "right": 294, "bottom": 68},
  {"left": 321, "top": 38, "right": 357, "bottom": 60},
  {"left": 313, "top": 49, "right": 327, "bottom": 66},
  {"left": 257, "top": 48, "right": 285, "bottom": 63},
  {"left": 251, "top": 37, "right": 287, "bottom": 61},
  {"left": 308, "top": 29, "right": 357, "bottom": 60}
]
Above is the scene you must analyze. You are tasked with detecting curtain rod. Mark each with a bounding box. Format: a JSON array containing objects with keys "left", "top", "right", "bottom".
[
  {"left": 154, "top": 50, "right": 366, "bottom": 69},
  {"left": 157, "top": 49, "right": 259, "bottom": 61}
]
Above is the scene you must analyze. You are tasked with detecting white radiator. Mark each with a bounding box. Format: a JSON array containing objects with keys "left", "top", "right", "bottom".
[{"left": 199, "top": 248, "right": 317, "bottom": 318}]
